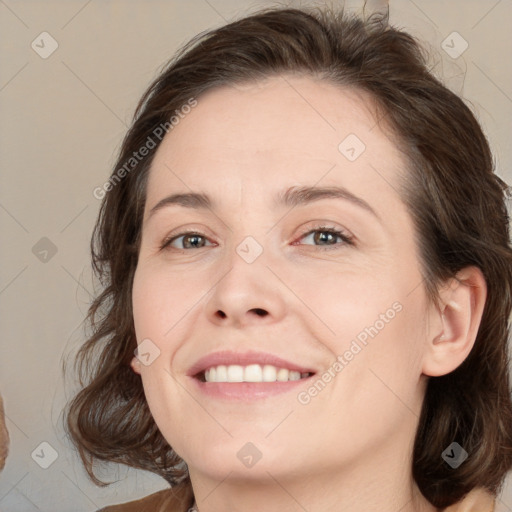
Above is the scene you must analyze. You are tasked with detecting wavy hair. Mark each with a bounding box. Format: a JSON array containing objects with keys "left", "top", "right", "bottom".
[{"left": 64, "top": 5, "right": 512, "bottom": 508}]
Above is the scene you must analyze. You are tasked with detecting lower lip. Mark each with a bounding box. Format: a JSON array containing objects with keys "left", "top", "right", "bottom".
[{"left": 190, "top": 376, "right": 315, "bottom": 400}]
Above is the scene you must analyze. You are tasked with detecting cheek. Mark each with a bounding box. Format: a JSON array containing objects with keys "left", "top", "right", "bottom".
[
  {"left": 316, "top": 304, "right": 427, "bottom": 441},
  {"left": 311, "top": 269, "right": 428, "bottom": 387},
  {"left": 300, "top": 270, "right": 405, "bottom": 347},
  {"left": 131, "top": 265, "right": 190, "bottom": 441},
  {"left": 349, "top": 292, "right": 428, "bottom": 407},
  {"left": 131, "top": 264, "right": 199, "bottom": 342}
]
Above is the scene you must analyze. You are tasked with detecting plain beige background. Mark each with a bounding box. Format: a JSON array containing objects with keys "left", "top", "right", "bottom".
[{"left": 0, "top": 0, "right": 511, "bottom": 510}]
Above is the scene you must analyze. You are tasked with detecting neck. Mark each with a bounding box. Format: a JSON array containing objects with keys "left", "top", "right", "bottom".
[{"left": 188, "top": 438, "right": 438, "bottom": 512}]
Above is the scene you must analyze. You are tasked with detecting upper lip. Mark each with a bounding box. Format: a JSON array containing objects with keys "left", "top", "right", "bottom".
[{"left": 187, "top": 350, "right": 317, "bottom": 377}]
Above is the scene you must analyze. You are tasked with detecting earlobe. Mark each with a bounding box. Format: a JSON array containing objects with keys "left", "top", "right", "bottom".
[
  {"left": 422, "top": 266, "right": 487, "bottom": 377},
  {"left": 130, "top": 356, "right": 142, "bottom": 375}
]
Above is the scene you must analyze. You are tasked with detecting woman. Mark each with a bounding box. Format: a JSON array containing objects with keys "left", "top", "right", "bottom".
[{"left": 65, "top": 5, "right": 512, "bottom": 511}]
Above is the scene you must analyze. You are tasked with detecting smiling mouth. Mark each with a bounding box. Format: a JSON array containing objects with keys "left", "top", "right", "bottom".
[{"left": 196, "top": 364, "right": 315, "bottom": 383}]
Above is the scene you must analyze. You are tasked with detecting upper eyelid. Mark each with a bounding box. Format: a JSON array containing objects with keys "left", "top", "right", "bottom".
[
  {"left": 161, "top": 220, "right": 352, "bottom": 238},
  {"left": 165, "top": 225, "right": 349, "bottom": 241}
]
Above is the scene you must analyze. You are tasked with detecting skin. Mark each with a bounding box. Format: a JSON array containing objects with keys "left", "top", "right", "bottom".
[{"left": 130, "top": 75, "right": 487, "bottom": 512}]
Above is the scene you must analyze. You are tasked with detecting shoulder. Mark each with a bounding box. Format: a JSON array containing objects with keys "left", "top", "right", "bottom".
[
  {"left": 97, "top": 482, "right": 194, "bottom": 512},
  {"left": 94, "top": 484, "right": 495, "bottom": 512},
  {"left": 97, "top": 489, "right": 170, "bottom": 512},
  {"left": 442, "top": 487, "right": 495, "bottom": 512}
]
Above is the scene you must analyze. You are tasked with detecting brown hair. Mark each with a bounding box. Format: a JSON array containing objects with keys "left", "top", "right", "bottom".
[
  {"left": 0, "top": 395, "right": 9, "bottom": 472},
  {"left": 64, "top": 5, "right": 512, "bottom": 508}
]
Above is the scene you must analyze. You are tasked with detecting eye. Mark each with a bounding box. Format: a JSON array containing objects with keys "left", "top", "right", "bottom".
[
  {"left": 160, "top": 231, "right": 215, "bottom": 250},
  {"left": 160, "top": 226, "right": 354, "bottom": 252},
  {"left": 294, "top": 226, "right": 354, "bottom": 250}
]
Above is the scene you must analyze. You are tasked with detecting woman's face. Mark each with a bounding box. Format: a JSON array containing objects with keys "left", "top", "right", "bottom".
[{"left": 131, "top": 76, "right": 435, "bottom": 485}]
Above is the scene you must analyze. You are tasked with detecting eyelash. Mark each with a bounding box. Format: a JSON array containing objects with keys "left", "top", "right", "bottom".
[
  {"left": 160, "top": 225, "right": 355, "bottom": 252},
  {"left": 294, "top": 226, "right": 355, "bottom": 250}
]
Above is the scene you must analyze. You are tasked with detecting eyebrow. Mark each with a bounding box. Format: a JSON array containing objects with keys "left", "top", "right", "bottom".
[{"left": 147, "top": 185, "right": 380, "bottom": 221}]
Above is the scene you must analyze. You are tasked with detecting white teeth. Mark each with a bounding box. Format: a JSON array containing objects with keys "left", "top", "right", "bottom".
[
  {"left": 244, "top": 364, "right": 263, "bottom": 382},
  {"left": 276, "top": 368, "right": 289, "bottom": 381},
  {"left": 262, "top": 365, "right": 277, "bottom": 382},
  {"left": 216, "top": 365, "right": 227, "bottom": 381},
  {"left": 227, "top": 365, "right": 244, "bottom": 382},
  {"left": 203, "top": 364, "right": 312, "bottom": 383}
]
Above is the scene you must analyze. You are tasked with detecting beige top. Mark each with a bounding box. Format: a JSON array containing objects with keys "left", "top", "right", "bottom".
[{"left": 98, "top": 484, "right": 496, "bottom": 512}]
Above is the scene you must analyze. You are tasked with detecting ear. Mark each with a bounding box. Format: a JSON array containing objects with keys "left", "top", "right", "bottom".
[
  {"left": 130, "top": 355, "right": 142, "bottom": 375},
  {"left": 422, "top": 266, "right": 487, "bottom": 377}
]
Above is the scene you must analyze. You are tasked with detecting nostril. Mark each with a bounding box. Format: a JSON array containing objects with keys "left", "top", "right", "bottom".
[{"left": 251, "top": 308, "right": 268, "bottom": 316}]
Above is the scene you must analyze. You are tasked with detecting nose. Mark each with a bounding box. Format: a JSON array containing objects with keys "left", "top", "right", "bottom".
[{"left": 203, "top": 247, "right": 287, "bottom": 329}]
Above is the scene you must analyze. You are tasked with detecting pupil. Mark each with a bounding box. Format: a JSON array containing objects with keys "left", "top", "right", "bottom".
[
  {"left": 185, "top": 235, "right": 203, "bottom": 248},
  {"left": 315, "top": 231, "right": 334, "bottom": 245}
]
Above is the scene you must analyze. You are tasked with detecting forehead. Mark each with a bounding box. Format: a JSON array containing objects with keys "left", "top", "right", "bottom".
[{"left": 146, "top": 75, "right": 407, "bottom": 213}]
